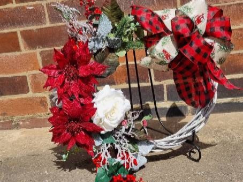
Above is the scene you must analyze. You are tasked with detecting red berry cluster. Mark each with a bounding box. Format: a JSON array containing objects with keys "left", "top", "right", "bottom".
[
  {"left": 80, "top": 0, "right": 102, "bottom": 20},
  {"left": 92, "top": 154, "right": 107, "bottom": 170},
  {"left": 118, "top": 152, "right": 138, "bottom": 170},
  {"left": 112, "top": 174, "right": 144, "bottom": 182}
]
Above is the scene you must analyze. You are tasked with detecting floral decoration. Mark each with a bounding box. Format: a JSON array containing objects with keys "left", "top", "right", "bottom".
[{"left": 41, "top": 0, "right": 240, "bottom": 182}]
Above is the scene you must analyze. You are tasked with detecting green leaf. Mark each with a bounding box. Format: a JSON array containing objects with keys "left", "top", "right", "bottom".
[
  {"left": 102, "top": 0, "right": 124, "bottom": 26},
  {"left": 117, "top": 165, "right": 129, "bottom": 176},
  {"left": 107, "top": 161, "right": 120, "bottom": 176},
  {"left": 124, "top": 41, "right": 145, "bottom": 50},
  {"left": 142, "top": 114, "right": 153, "bottom": 121},
  {"left": 101, "top": 133, "right": 116, "bottom": 144},
  {"left": 115, "top": 50, "right": 126, "bottom": 57},
  {"left": 128, "top": 143, "right": 139, "bottom": 153},
  {"left": 95, "top": 168, "right": 111, "bottom": 182}
]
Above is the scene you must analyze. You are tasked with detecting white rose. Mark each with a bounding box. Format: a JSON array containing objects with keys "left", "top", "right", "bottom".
[{"left": 92, "top": 85, "right": 131, "bottom": 133}]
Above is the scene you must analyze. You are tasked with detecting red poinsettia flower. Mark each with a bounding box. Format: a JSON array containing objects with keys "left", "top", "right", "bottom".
[
  {"left": 49, "top": 105, "right": 103, "bottom": 156},
  {"left": 40, "top": 38, "right": 106, "bottom": 103}
]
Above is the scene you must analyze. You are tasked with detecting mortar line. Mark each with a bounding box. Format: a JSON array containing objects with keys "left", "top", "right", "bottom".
[
  {"left": 213, "top": 1, "right": 243, "bottom": 6},
  {"left": 164, "top": 83, "right": 168, "bottom": 102},
  {"left": 0, "top": 46, "right": 62, "bottom": 56},
  {"left": 0, "top": 71, "right": 42, "bottom": 78},
  {"left": 0, "top": 22, "right": 65, "bottom": 33},
  {"left": 17, "top": 31, "right": 24, "bottom": 52},
  {"left": 0, "top": 92, "right": 50, "bottom": 100},
  {"left": 36, "top": 50, "right": 44, "bottom": 70},
  {"left": 177, "top": 0, "right": 181, "bottom": 8},
  {"left": 231, "top": 50, "right": 243, "bottom": 54},
  {"left": 26, "top": 74, "right": 33, "bottom": 94},
  {"left": 232, "top": 25, "right": 243, "bottom": 30},
  {"left": 0, "top": 0, "right": 62, "bottom": 9},
  {"left": 43, "top": 2, "right": 50, "bottom": 25}
]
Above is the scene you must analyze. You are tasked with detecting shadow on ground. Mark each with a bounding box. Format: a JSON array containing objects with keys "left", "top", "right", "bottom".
[{"left": 51, "top": 146, "right": 96, "bottom": 173}]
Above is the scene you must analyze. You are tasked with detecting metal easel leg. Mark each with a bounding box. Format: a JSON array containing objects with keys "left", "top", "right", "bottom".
[{"left": 186, "top": 131, "right": 202, "bottom": 162}]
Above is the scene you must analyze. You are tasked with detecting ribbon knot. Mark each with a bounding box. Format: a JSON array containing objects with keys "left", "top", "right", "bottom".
[{"left": 131, "top": 0, "right": 241, "bottom": 108}]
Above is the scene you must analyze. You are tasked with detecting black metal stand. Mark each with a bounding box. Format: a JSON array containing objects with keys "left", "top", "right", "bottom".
[
  {"left": 124, "top": 49, "right": 201, "bottom": 162},
  {"left": 186, "top": 131, "right": 202, "bottom": 162}
]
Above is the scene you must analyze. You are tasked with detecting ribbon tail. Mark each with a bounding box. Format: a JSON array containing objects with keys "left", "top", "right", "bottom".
[{"left": 207, "top": 59, "right": 242, "bottom": 90}]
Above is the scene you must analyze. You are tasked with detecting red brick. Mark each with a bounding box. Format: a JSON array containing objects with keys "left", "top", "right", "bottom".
[
  {"left": 40, "top": 49, "right": 54, "bottom": 67},
  {"left": 0, "top": 97, "right": 48, "bottom": 117},
  {"left": 232, "top": 28, "right": 243, "bottom": 51},
  {"left": 154, "top": 70, "right": 173, "bottom": 82},
  {"left": 221, "top": 53, "right": 243, "bottom": 75},
  {"left": 0, "top": 120, "right": 13, "bottom": 130},
  {"left": 0, "top": 76, "right": 29, "bottom": 96},
  {"left": 119, "top": 49, "right": 146, "bottom": 63},
  {"left": 15, "top": 0, "right": 43, "bottom": 3},
  {"left": 20, "top": 25, "right": 68, "bottom": 50},
  {"left": 181, "top": 0, "right": 240, "bottom": 5},
  {"left": 0, "top": 5, "right": 46, "bottom": 31},
  {"left": 115, "top": 64, "right": 149, "bottom": 84},
  {"left": 218, "top": 3, "right": 243, "bottom": 26},
  {"left": 0, "top": 0, "right": 13, "bottom": 6},
  {"left": 116, "top": 0, "right": 177, "bottom": 12},
  {"left": 98, "top": 64, "right": 150, "bottom": 86},
  {"left": 0, "top": 32, "right": 20, "bottom": 53},
  {"left": 47, "top": 0, "right": 177, "bottom": 24},
  {"left": 17, "top": 117, "right": 51, "bottom": 129},
  {"left": 0, "top": 52, "right": 39, "bottom": 74},
  {"left": 29, "top": 73, "right": 48, "bottom": 93}
]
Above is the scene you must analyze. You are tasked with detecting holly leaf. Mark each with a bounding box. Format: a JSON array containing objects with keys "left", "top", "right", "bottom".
[
  {"left": 101, "top": 133, "right": 116, "bottom": 144},
  {"left": 117, "top": 165, "right": 129, "bottom": 176},
  {"left": 95, "top": 167, "right": 111, "bottom": 182},
  {"left": 107, "top": 159, "right": 120, "bottom": 176}
]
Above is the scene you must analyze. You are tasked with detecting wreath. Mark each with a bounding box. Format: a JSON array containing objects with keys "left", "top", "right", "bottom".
[{"left": 41, "top": 0, "right": 241, "bottom": 181}]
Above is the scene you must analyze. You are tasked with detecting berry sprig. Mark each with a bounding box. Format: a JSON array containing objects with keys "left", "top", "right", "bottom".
[{"left": 80, "top": 0, "right": 102, "bottom": 21}]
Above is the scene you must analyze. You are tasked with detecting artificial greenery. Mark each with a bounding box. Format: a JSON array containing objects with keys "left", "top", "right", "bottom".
[
  {"left": 95, "top": 158, "right": 129, "bottom": 182},
  {"left": 102, "top": 0, "right": 124, "bottom": 26}
]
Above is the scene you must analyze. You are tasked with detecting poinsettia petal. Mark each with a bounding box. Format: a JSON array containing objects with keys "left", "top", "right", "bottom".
[
  {"left": 54, "top": 49, "right": 69, "bottom": 69},
  {"left": 75, "top": 41, "right": 92, "bottom": 66},
  {"left": 59, "top": 132, "right": 72, "bottom": 144},
  {"left": 41, "top": 64, "right": 60, "bottom": 77},
  {"left": 75, "top": 131, "right": 94, "bottom": 147},
  {"left": 55, "top": 73, "right": 66, "bottom": 87},
  {"left": 62, "top": 97, "right": 83, "bottom": 119},
  {"left": 62, "top": 38, "right": 76, "bottom": 63},
  {"left": 70, "top": 82, "right": 81, "bottom": 101},
  {"left": 67, "top": 137, "right": 76, "bottom": 150},
  {"left": 79, "top": 61, "right": 107, "bottom": 77},
  {"left": 43, "top": 77, "right": 57, "bottom": 90},
  {"left": 80, "top": 122, "right": 103, "bottom": 133}
]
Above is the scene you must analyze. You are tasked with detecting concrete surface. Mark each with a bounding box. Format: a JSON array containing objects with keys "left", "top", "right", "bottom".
[{"left": 1, "top": 112, "right": 243, "bottom": 182}]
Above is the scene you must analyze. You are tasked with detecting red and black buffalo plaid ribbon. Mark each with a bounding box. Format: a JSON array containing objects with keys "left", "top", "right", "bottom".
[{"left": 131, "top": 5, "right": 242, "bottom": 108}]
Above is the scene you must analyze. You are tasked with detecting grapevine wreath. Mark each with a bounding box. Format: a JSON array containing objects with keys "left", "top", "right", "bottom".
[{"left": 41, "top": 0, "right": 242, "bottom": 181}]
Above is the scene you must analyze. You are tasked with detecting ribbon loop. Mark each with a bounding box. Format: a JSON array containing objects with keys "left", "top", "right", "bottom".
[{"left": 132, "top": 0, "right": 242, "bottom": 108}]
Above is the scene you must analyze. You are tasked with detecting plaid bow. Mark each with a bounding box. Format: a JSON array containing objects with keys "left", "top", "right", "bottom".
[{"left": 131, "top": 5, "right": 242, "bottom": 108}]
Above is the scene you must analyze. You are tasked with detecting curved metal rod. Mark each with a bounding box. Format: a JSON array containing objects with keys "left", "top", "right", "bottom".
[{"left": 186, "top": 131, "right": 201, "bottom": 162}]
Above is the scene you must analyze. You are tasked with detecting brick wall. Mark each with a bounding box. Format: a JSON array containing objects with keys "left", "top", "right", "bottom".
[{"left": 0, "top": 0, "right": 243, "bottom": 130}]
